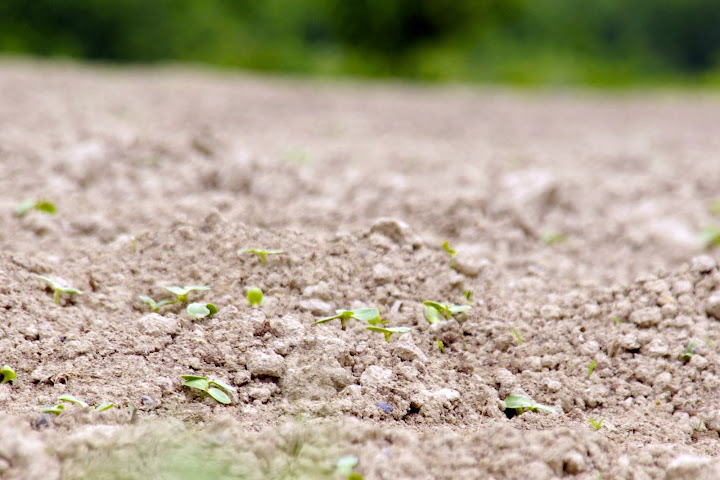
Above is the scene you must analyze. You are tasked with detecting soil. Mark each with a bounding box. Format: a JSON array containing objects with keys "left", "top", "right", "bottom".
[{"left": 1, "top": 60, "right": 720, "bottom": 479}]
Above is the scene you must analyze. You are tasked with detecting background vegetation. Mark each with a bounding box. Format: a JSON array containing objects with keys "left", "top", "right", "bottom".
[{"left": 2, "top": 0, "right": 720, "bottom": 86}]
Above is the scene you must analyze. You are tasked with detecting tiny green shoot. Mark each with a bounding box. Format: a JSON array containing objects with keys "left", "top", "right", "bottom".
[
  {"left": 681, "top": 340, "right": 699, "bottom": 362},
  {"left": 138, "top": 295, "right": 177, "bottom": 312},
  {"left": 541, "top": 232, "right": 567, "bottom": 245},
  {"left": 699, "top": 225, "right": 720, "bottom": 249},
  {"left": 0, "top": 365, "right": 16, "bottom": 384},
  {"left": 463, "top": 290, "right": 473, "bottom": 302},
  {"left": 612, "top": 316, "right": 621, "bottom": 325},
  {"left": 335, "top": 455, "right": 364, "bottom": 479},
  {"left": 41, "top": 395, "right": 115, "bottom": 414},
  {"left": 164, "top": 285, "right": 210, "bottom": 303},
  {"left": 707, "top": 337, "right": 716, "bottom": 348},
  {"left": 240, "top": 248, "right": 284, "bottom": 265},
  {"left": 15, "top": 199, "right": 56, "bottom": 217},
  {"left": 503, "top": 393, "right": 557, "bottom": 415},
  {"left": 182, "top": 375, "right": 235, "bottom": 404},
  {"left": 130, "top": 235, "right": 137, "bottom": 253},
  {"left": 437, "top": 339, "right": 445, "bottom": 353},
  {"left": 423, "top": 301, "right": 471, "bottom": 322},
  {"left": 588, "top": 417, "right": 604, "bottom": 431},
  {"left": 247, "top": 286, "right": 264, "bottom": 307},
  {"left": 710, "top": 200, "right": 720, "bottom": 216},
  {"left": 37, "top": 275, "right": 82, "bottom": 305},
  {"left": 186, "top": 303, "right": 218, "bottom": 319},
  {"left": 512, "top": 328, "right": 524, "bottom": 345},
  {"left": 442, "top": 241, "right": 457, "bottom": 258},
  {"left": 366, "top": 326, "right": 411, "bottom": 342},
  {"left": 315, "top": 308, "right": 383, "bottom": 330},
  {"left": 587, "top": 360, "right": 597, "bottom": 378}
]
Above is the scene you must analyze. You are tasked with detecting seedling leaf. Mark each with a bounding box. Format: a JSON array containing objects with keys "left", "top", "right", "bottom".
[
  {"left": 41, "top": 404, "right": 65, "bottom": 415},
  {"left": 0, "top": 365, "right": 16, "bottom": 384},
  {"left": 209, "top": 379, "right": 236, "bottom": 392},
  {"left": 436, "top": 339, "right": 444, "bottom": 352},
  {"left": 681, "top": 340, "right": 698, "bottom": 362},
  {"left": 59, "top": 394, "right": 89, "bottom": 408},
  {"left": 512, "top": 328, "right": 524, "bottom": 345},
  {"left": 366, "top": 326, "right": 411, "bottom": 342},
  {"left": 182, "top": 376, "right": 210, "bottom": 391},
  {"left": 587, "top": 360, "right": 597, "bottom": 378},
  {"left": 240, "top": 248, "right": 284, "bottom": 265},
  {"left": 335, "top": 456, "right": 359, "bottom": 475},
  {"left": 37, "top": 275, "right": 82, "bottom": 304},
  {"left": 94, "top": 402, "right": 115, "bottom": 412},
  {"left": 423, "top": 301, "right": 471, "bottom": 320},
  {"left": 15, "top": 199, "right": 56, "bottom": 217},
  {"left": 699, "top": 225, "right": 720, "bottom": 249},
  {"left": 207, "top": 387, "right": 231, "bottom": 405},
  {"left": 315, "top": 308, "right": 381, "bottom": 330},
  {"left": 187, "top": 303, "right": 211, "bottom": 319},
  {"left": 588, "top": 417, "right": 604, "bottom": 431},
  {"left": 247, "top": 286, "right": 264, "bottom": 307},
  {"left": 442, "top": 241, "right": 457, "bottom": 257},
  {"left": 542, "top": 232, "right": 567, "bottom": 245},
  {"left": 164, "top": 285, "right": 210, "bottom": 303},
  {"left": 425, "top": 306, "right": 443, "bottom": 324},
  {"left": 351, "top": 308, "right": 381, "bottom": 323},
  {"left": 503, "top": 393, "right": 557, "bottom": 415}
]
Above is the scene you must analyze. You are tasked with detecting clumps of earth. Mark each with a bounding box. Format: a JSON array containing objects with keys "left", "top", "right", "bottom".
[{"left": 1, "top": 62, "right": 720, "bottom": 479}]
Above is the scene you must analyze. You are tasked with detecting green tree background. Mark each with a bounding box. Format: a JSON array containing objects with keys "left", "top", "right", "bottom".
[{"left": 1, "top": 0, "right": 720, "bottom": 86}]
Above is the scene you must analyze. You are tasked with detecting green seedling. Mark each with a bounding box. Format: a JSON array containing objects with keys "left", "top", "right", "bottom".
[
  {"left": 0, "top": 365, "right": 16, "bottom": 384},
  {"left": 587, "top": 360, "right": 597, "bottom": 378},
  {"left": 335, "top": 455, "right": 364, "bottom": 479},
  {"left": 182, "top": 375, "right": 235, "bottom": 405},
  {"left": 588, "top": 417, "right": 604, "bottom": 431},
  {"left": 707, "top": 337, "right": 716, "bottom": 348},
  {"left": 186, "top": 303, "right": 218, "bottom": 319},
  {"left": 503, "top": 393, "right": 557, "bottom": 415},
  {"left": 240, "top": 248, "right": 284, "bottom": 265},
  {"left": 366, "top": 326, "right": 411, "bottom": 342},
  {"left": 15, "top": 199, "right": 56, "bottom": 217},
  {"left": 442, "top": 241, "right": 457, "bottom": 258},
  {"left": 41, "top": 395, "right": 115, "bottom": 414},
  {"left": 138, "top": 295, "right": 177, "bottom": 312},
  {"left": 37, "top": 275, "right": 82, "bottom": 305},
  {"left": 463, "top": 290, "right": 473, "bottom": 302},
  {"left": 699, "top": 225, "right": 720, "bottom": 249},
  {"left": 681, "top": 340, "right": 699, "bottom": 362},
  {"left": 131, "top": 235, "right": 137, "bottom": 253},
  {"left": 542, "top": 232, "right": 567, "bottom": 245},
  {"left": 436, "top": 339, "right": 445, "bottom": 352},
  {"left": 512, "top": 328, "right": 524, "bottom": 345},
  {"left": 423, "top": 301, "right": 471, "bottom": 322},
  {"left": 315, "top": 308, "right": 383, "bottom": 330},
  {"left": 612, "top": 316, "right": 622, "bottom": 325},
  {"left": 247, "top": 286, "right": 264, "bottom": 307},
  {"left": 164, "top": 285, "right": 210, "bottom": 303}
]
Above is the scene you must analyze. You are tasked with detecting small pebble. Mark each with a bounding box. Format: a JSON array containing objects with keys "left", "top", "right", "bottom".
[{"left": 376, "top": 402, "right": 393, "bottom": 414}]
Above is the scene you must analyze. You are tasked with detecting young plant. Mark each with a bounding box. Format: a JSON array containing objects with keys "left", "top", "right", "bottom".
[
  {"left": 182, "top": 375, "right": 235, "bottom": 404},
  {"left": 15, "top": 199, "right": 56, "bottom": 217},
  {"left": 699, "top": 225, "right": 720, "bottom": 249},
  {"left": 41, "top": 395, "right": 115, "bottom": 414},
  {"left": 0, "top": 365, "right": 16, "bottom": 384},
  {"left": 186, "top": 303, "right": 218, "bottom": 319},
  {"left": 138, "top": 295, "right": 176, "bottom": 312},
  {"left": 681, "top": 340, "right": 699, "bottom": 362},
  {"left": 423, "top": 301, "right": 471, "bottom": 323},
  {"left": 437, "top": 339, "right": 445, "bottom": 353},
  {"left": 315, "top": 308, "right": 383, "bottom": 330},
  {"left": 588, "top": 417, "right": 604, "bottom": 431},
  {"left": 240, "top": 248, "right": 284, "bottom": 265},
  {"left": 164, "top": 285, "right": 210, "bottom": 303},
  {"left": 247, "top": 286, "right": 264, "bottom": 307},
  {"left": 366, "top": 326, "right": 411, "bottom": 342},
  {"left": 37, "top": 275, "right": 82, "bottom": 305},
  {"left": 587, "top": 360, "right": 597, "bottom": 378},
  {"left": 463, "top": 290, "right": 473, "bottom": 302},
  {"left": 503, "top": 393, "right": 557, "bottom": 415},
  {"left": 512, "top": 328, "right": 524, "bottom": 345},
  {"left": 541, "top": 232, "right": 567, "bottom": 245},
  {"left": 442, "top": 241, "right": 457, "bottom": 258},
  {"left": 335, "top": 455, "right": 364, "bottom": 479}
]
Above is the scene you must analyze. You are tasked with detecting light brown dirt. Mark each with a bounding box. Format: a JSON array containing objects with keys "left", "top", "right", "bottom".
[{"left": 1, "top": 60, "right": 720, "bottom": 479}]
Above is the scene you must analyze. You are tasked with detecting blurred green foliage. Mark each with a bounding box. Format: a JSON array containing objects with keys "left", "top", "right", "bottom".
[{"left": 2, "top": 0, "right": 720, "bottom": 86}]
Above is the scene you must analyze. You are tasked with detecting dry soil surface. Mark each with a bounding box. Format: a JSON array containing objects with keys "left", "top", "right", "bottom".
[{"left": 1, "top": 61, "right": 720, "bottom": 480}]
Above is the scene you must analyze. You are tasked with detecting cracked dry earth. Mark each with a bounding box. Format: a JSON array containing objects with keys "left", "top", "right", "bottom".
[{"left": 1, "top": 61, "right": 720, "bottom": 479}]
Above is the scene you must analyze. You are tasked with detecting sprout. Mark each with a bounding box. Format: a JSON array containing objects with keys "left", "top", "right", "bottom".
[
  {"left": 182, "top": 375, "right": 235, "bottom": 404},
  {"left": 442, "top": 241, "right": 457, "bottom": 258},
  {"left": 503, "top": 393, "right": 557, "bottom": 416},
  {"left": 681, "top": 340, "right": 699, "bottom": 362},
  {"left": 436, "top": 339, "right": 445, "bottom": 353},
  {"left": 247, "top": 286, "right": 264, "bottom": 307},
  {"left": 588, "top": 417, "right": 604, "bottom": 431},
  {"left": 315, "top": 308, "right": 383, "bottom": 330},
  {"left": 541, "top": 232, "right": 567, "bottom": 245},
  {"left": 366, "top": 326, "right": 411, "bottom": 342},
  {"left": 0, "top": 365, "right": 16, "bottom": 384},
  {"left": 240, "top": 248, "right": 284, "bottom": 265},
  {"left": 335, "top": 456, "right": 364, "bottom": 479},
  {"left": 512, "top": 328, "right": 524, "bottom": 345},
  {"left": 423, "top": 301, "right": 471, "bottom": 323},
  {"left": 700, "top": 225, "right": 720, "bottom": 249},
  {"left": 40, "top": 395, "right": 114, "bottom": 415},
  {"left": 463, "top": 290, "right": 473, "bottom": 302},
  {"left": 186, "top": 303, "right": 218, "bottom": 319},
  {"left": 138, "top": 295, "right": 177, "bottom": 312},
  {"left": 587, "top": 360, "right": 597, "bottom": 378},
  {"left": 37, "top": 275, "right": 82, "bottom": 305},
  {"left": 164, "top": 285, "right": 210, "bottom": 303},
  {"left": 15, "top": 199, "right": 56, "bottom": 217}
]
